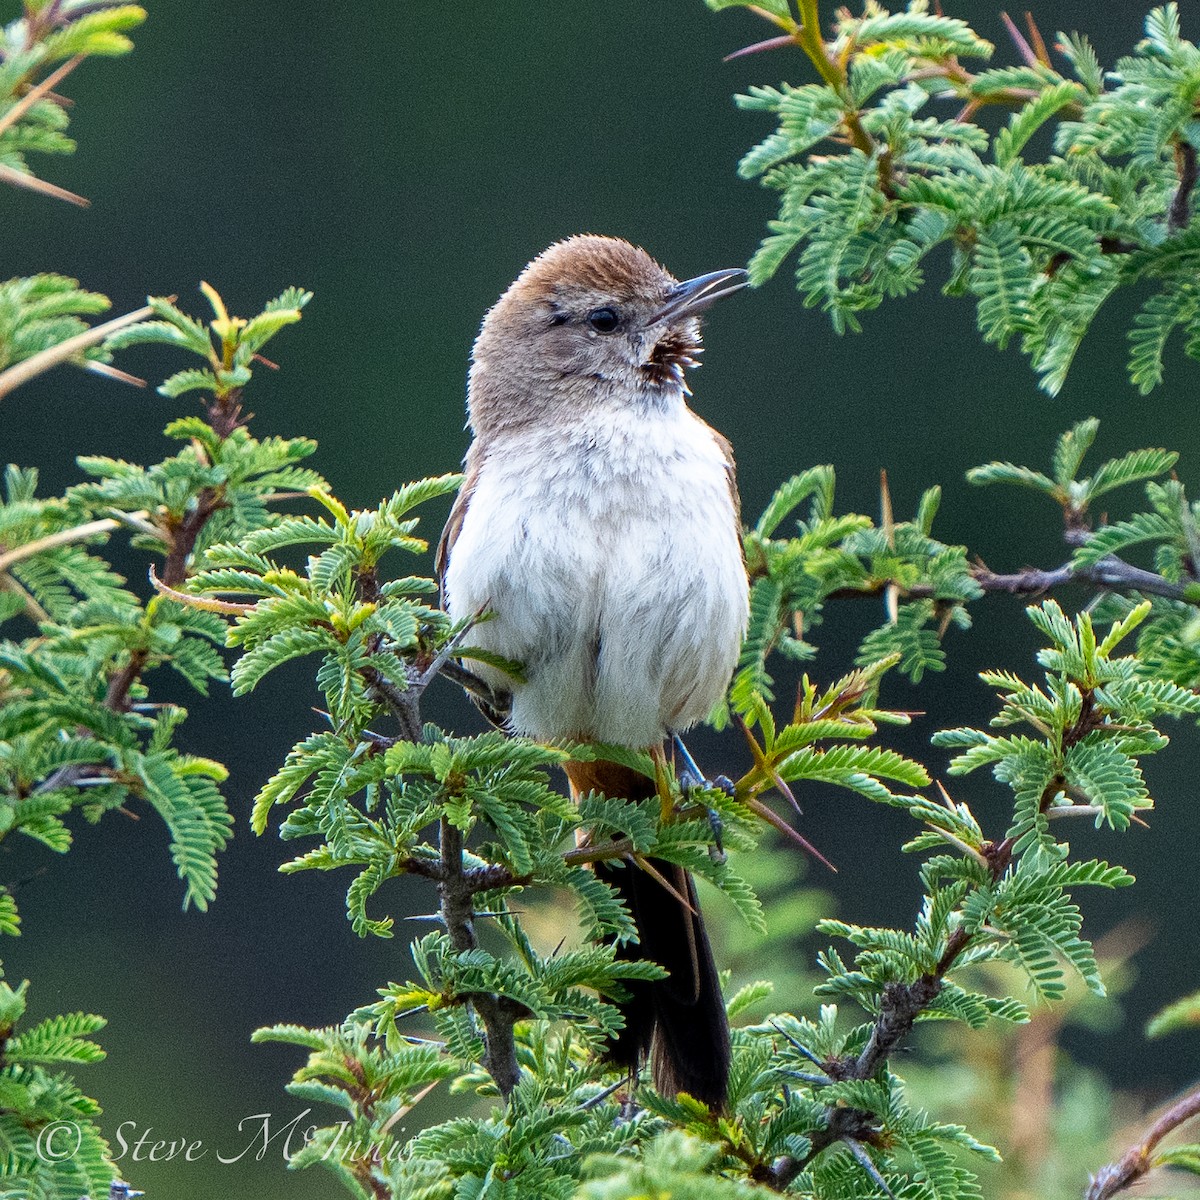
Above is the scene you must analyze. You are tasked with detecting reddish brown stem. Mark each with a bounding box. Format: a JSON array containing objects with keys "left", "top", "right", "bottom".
[
  {"left": 1169, "top": 139, "right": 1198, "bottom": 235},
  {"left": 101, "top": 427, "right": 229, "bottom": 713},
  {"left": 1086, "top": 1086, "right": 1200, "bottom": 1200}
]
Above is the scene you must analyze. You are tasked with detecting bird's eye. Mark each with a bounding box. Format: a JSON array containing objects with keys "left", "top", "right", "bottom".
[{"left": 587, "top": 307, "right": 620, "bottom": 334}]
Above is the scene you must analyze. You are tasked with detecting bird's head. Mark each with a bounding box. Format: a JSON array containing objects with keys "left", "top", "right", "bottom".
[{"left": 467, "top": 235, "right": 746, "bottom": 435}]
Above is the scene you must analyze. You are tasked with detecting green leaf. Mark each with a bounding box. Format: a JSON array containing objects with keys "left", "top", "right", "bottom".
[
  {"left": 1088, "top": 448, "right": 1178, "bottom": 500},
  {"left": 971, "top": 223, "right": 1033, "bottom": 349},
  {"left": 1147, "top": 989, "right": 1200, "bottom": 1038},
  {"left": 1072, "top": 512, "right": 1177, "bottom": 568},
  {"left": 1052, "top": 419, "right": 1100, "bottom": 487},
  {"left": 157, "top": 366, "right": 219, "bottom": 398},
  {"left": 1156, "top": 1144, "right": 1200, "bottom": 1175},
  {"left": 755, "top": 466, "right": 835, "bottom": 536},
  {"left": 1129, "top": 285, "right": 1200, "bottom": 395},
  {"left": 706, "top": 0, "right": 791, "bottom": 15},
  {"left": 966, "top": 461, "right": 1057, "bottom": 496},
  {"left": 857, "top": 602, "right": 945, "bottom": 683},
  {"left": 995, "top": 82, "right": 1084, "bottom": 167},
  {"left": 40, "top": 6, "right": 146, "bottom": 59},
  {"left": 1057, "top": 31, "right": 1104, "bottom": 94},
  {"left": 6, "top": 1012, "right": 106, "bottom": 1064}
]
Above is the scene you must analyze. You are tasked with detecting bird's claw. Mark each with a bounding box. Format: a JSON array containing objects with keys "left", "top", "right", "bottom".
[
  {"left": 707, "top": 807, "right": 726, "bottom": 863},
  {"left": 673, "top": 736, "right": 730, "bottom": 862}
]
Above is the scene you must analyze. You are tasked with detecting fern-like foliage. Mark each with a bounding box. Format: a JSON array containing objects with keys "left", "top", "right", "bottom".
[
  {"left": 736, "top": 466, "right": 979, "bottom": 702},
  {"left": 612, "top": 600, "right": 1161, "bottom": 1197},
  {"left": 0, "top": 978, "right": 118, "bottom": 1199},
  {"left": 927, "top": 600, "right": 1171, "bottom": 993},
  {"left": 0, "top": 273, "right": 113, "bottom": 372},
  {"left": 1, "top": 286, "right": 316, "bottom": 919},
  {"left": 0, "top": 1, "right": 145, "bottom": 190},
  {"left": 713, "top": 0, "right": 1200, "bottom": 393}
]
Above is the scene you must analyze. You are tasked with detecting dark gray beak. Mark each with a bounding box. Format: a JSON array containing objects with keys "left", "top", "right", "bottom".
[{"left": 649, "top": 267, "right": 749, "bottom": 325}]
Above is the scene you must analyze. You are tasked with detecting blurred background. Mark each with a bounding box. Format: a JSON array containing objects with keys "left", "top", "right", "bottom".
[{"left": 4, "top": 1, "right": 1199, "bottom": 1196}]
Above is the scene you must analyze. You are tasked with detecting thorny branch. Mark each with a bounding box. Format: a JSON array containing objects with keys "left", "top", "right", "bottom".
[
  {"left": 438, "top": 817, "right": 525, "bottom": 1100},
  {"left": 102, "top": 389, "right": 242, "bottom": 714},
  {"left": 762, "top": 693, "right": 1107, "bottom": 1192},
  {"left": 1085, "top": 1085, "right": 1200, "bottom": 1200},
  {"left": 352, "top": 584, "right": 530, "bottom": 1099},
  {"left": 727, "top": 3, "right": 1086, "bottom": 145},
  {"left": 812, "top": 553, "right": 1194, "bottom": 606},
  {"left": 0, "top": 305, "right": 153, "bottom": 402}
]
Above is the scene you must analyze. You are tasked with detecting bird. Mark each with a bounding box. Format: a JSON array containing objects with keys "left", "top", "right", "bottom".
[{"left": 437, "top": 234, "right": 749, "bottom": 1108}]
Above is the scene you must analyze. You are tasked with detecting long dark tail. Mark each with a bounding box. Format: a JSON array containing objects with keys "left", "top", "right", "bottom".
[{"left": 566, "top": 758, "right": 731, "bottom": 1109}]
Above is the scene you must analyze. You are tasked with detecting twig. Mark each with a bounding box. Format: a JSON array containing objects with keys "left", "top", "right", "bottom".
[
  {"left": 1047, "top": 804, "right": 1102, "bottom": 819},
  {"left": 791, "top": 0, "right": 880, "bottom": 168},
  {"left": 438, "top": 817, "right": 524, "bottom": 1099},
  {"left": 816, "top": 554, "right": 1193, "bottom": 605},
  {"left": 101, "top": 451, "right": 223, "bottom": 715},
  {"left": 974, "top": 558, "right": 1189, "bottom": 601},
  {"left": 0, "top": 572, "right": 49, "bottom": 624},
  {"left": 1085, "top": 1084, "right": 1200, "bottom": 1200},
  {"left": 0, "top": 54, "right": 84, "bottom": 139},
  {"left": 855, "top": 973, "right": 947, "bottom": 1082},
  {"left": 561, "top": 837, "right": 635, "bottom": 867},
  {"left": 362, "top": 669, "right": 422, "bottom": 744},
  {"left": 147, "top": 565, "right": 254, "bottom": 614},
  {"left": 0, "top": 161, "right": 88, "bottom": 206},
  {"left": 762, "top": 864, "right": 998, "bottom": 1188},
  {"left": 0, "top": 515, "right": 141, "bottom": 574},
  {"left": 0, "top": 488, "right": 298, "bottom": 579},
  {"left": 762, "top": 686, "right": 1119, "bottom": 1189}
]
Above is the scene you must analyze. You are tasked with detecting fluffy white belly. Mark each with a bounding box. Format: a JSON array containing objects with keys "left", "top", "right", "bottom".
[{"left": 444, "top": 408, "right": 748, "bottom": 747}]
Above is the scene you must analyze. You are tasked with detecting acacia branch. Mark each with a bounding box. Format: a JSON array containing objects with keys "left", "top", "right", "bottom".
[
  {"left": 973, "top": 557, "right": 1191, "bottom": 602},
  {"left": 438, "top": 817, "right": 523, "bottom": 1099},
  {"left": 93, "top": 381, "right": 257, "bottom": 716},
  {"left": 762, "top": 683, "right": 1117, "bottom": 1190},
  {"left": 362, "top": 669, "right": 423, "bottom": 743},
  {"left": 1085, "top": 1085, "right": 1200, "bottom": 1200},
  {"left": 103, "top": 490, "right": 225, "bottom": 714},
  {"left": 789, "top": 0, "right": 889, "bottom": 187},
  {"left": 815, "top": 553, "right": 1193, "bottom": 606},
  {"left": 763, "top": 954, "right": 958, "bottom": 1190},
  {"left": 763, "top": 821, "right": 1032, "bottom": 1189}
]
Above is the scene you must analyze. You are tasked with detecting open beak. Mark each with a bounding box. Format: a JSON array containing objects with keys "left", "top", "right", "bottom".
[{"left": 649, "top": 267, "right": 749, "bottom": 325}]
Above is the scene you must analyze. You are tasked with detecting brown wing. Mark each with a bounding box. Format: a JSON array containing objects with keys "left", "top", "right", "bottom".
[
  {"left": 435, "top": 444, "right": 512, "bottom": 728},
  {"left": 435, "top": 441, "right": 483, "bottom": 607},
  {"left": 710, "top": 426, "right": 745, "bottom": 565}
]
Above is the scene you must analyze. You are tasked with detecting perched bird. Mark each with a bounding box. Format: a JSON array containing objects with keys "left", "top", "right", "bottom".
[{"left": 438, "top": 234, "right": 749, "bottom": 1107}]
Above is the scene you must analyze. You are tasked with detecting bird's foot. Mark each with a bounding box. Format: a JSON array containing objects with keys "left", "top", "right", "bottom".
[{"left": 672, "top": 734, "right": 732, "bottom": 863}]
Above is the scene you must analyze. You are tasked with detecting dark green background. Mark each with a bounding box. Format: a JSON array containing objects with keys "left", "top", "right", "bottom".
[{"left": 4, "top": 2, "right": 1198, "bottom": 1196}]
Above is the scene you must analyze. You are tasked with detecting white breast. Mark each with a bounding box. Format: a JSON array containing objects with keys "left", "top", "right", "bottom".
[{"left": 443, "top": 399, "right": 748, "bottom": 747}]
